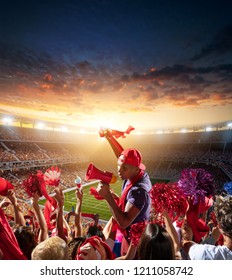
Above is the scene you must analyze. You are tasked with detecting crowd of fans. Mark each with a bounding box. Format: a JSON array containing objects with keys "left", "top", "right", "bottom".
[{"left": 0, "top": 125, "right": 232, "bottom": 260}]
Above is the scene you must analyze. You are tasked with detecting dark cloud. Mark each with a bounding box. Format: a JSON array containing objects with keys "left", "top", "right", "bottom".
[
  {"left": 125, "top": 63, "right": 232, "bottom": 84},
  {"left": 120, "top": 63, "right": 232, "bottom": 106},
  {"left": 1, "top": 39, "right": 232, "bottom": 110},
  {"left": 191, "top": 24, "right": 232, "bottom": 61}
]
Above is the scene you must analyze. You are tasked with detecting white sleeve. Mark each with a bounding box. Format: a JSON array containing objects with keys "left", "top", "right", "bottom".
[{"left": 188, "top": 244, "right": 206, "bottom": 260}]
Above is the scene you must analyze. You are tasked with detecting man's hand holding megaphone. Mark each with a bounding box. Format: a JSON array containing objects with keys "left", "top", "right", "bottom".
[
  {"left": 96, "top": 181, "right": 120, "bottom": 206},
  {"left": 85, "top": 163, "right": 120, "bottom": 204},
  {"left": 96, "top": 181, "right": 110, "bottom": 199}
]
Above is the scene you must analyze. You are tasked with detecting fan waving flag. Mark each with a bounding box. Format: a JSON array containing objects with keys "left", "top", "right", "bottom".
[{"left": 44, "top": 166, "right": 61, "bottom": 187}]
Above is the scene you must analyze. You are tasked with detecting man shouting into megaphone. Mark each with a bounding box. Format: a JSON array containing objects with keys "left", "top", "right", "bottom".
[{"left": 97, "top": 148, "right": 152, "bottom": 259}]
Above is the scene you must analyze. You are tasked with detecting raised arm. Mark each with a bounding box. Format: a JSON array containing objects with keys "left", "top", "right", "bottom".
[
  {"left": 162, "top": 209, "right": 181, "bottom": 259},
  {"left": 0, "top": 197, "right": 11, "bottom": 209},
  {"left": 74, "top": 187, "right": 83, "bottom": 237},
  {"left": 97, "top": 182, "right": 140, "bottom": 229},
  {"left": 7, "top": 190, "right": 26, "bottom": 226},
  {"left": 54, "top": 187, "right": 67, "bottom": 242},
  {"left": 31, "top": 193, "right": 48, "bottom": 242},
  {"left": 181, "top": 220, "right": 195, "bottom": 256},
  {"left": 104, "top": 130, "right": 123, "bottom": 158}
]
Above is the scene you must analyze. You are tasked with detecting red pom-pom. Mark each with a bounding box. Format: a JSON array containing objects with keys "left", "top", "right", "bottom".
[
  {"left": 129, "top": 221, "right": 147, "bottom": 246},
  {"left": 22, "top": 172, "right": 43, "bottom": 197},
  {"left": 150, "top": 182, "right": 188, "bottom": 221}
]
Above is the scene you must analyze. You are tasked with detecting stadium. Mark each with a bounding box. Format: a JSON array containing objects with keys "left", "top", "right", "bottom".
[
  {"left": 1, "top": 0, "right": 232, "bottom": 266},
  {"left": 1, "top": 116, "right": 232, "bottom": 230}
]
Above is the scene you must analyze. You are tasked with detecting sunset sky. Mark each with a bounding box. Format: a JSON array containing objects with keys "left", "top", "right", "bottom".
[{"left": 0, "top": 0, "right": 232, "bottom": 132}]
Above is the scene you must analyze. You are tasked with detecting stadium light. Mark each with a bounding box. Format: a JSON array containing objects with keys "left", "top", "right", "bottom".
[
  {"left": 227, "top": 122, "right": 232, "bottom": 128},
  {"left": 156, "top": 130, "right": 163, "bottom": 134},
  {"left": 2, "top": 117, "right": 13, "bottom": 125},
  {"left": 181, "top": 128, "right": 187, "bottom": 133},
  {"left": 61, "top": 126, "right": 69, "bottom": 133},
  {"left": 206, "top": 126, "right": 212, "bottom": 132},
  {"left": 37, "top": 122, "right": 45, "bottom": 129}
]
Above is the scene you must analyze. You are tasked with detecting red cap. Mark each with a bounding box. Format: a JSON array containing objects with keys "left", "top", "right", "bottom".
[{"left": 119, "top": 148, "right": 146, "bottom": 170}]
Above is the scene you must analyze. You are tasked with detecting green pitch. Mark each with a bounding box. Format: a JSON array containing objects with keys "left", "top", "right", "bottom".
[
  {"left": 39, "top": 180, "right": 123, "bottom": 221},
  {"left": 64, "top": 180, "right": 123, "bottom": 221},
  {"left": 39, "top": 178, "right": 168, "bottom": 222}
]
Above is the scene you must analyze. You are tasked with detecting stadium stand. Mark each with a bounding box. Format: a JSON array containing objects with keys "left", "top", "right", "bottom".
[{"left": 0, "top": 125, "right": 232, "bottom": 222}]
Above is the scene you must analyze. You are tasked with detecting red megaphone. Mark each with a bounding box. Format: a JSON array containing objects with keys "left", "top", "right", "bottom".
[{"left": 85, "top": 163, "right": 117, "bottom": 184}]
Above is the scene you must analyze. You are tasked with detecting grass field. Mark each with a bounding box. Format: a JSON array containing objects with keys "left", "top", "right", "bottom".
[
  {"left": 40, "top": 178, "right": 169, "bottom": 222},
  {"left": 64, "top": 180, "right": 123, "bottom": 221}
]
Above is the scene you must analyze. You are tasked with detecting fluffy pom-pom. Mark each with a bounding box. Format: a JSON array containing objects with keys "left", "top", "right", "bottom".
[
  {"left": 150, "top": 182, "right": 188, "bottom": 221},
  {"left": 44, "top": 166, "right": 61, "bottom": 187},
  {"left": 22, "top": 172, "right": 43, "bottom": 197},
  {"left": 129, "top": 221, "right": 147, "bottom": 246},
  {"left": 178, "top": 168, "right": 215, "bottom": 204},
  {"left": 223, "top": 181, "right": 232, "bottom": 195}
]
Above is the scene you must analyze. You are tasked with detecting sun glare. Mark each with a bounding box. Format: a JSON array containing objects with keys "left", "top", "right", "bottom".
[
  {"left": 79, "top": 129, "right": 86, "bottom": 134},
  {"left": 3, "top": 117, "right": 13, "bottom": 125}
]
